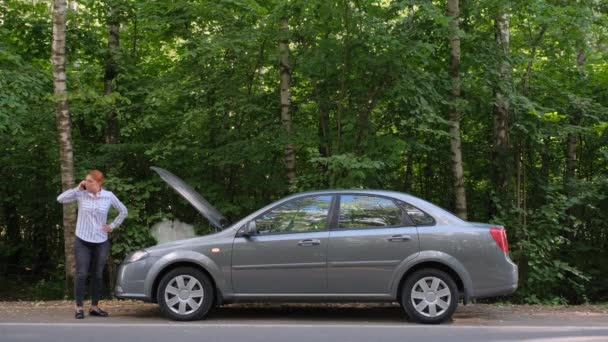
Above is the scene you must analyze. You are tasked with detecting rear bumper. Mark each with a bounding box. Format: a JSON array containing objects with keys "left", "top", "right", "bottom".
[
  {"left": 471, "top": 282, "right": 518, "bottom": 299},
  {"left": 471, "top": 260, "right": 518, "bottom": 299}
]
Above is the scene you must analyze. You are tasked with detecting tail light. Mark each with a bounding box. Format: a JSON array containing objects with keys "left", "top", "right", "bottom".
[{"left": 490, "top": 227, "right": 509, "bottom": 253}]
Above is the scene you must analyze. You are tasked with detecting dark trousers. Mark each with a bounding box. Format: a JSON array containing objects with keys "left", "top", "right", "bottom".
[{"left": 74, "top": 237, "right": 110, "bottom": 307}]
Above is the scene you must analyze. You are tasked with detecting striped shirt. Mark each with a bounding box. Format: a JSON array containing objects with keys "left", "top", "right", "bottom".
[{"left": 57, "top": 187, "right": 128, "bottom": 243}]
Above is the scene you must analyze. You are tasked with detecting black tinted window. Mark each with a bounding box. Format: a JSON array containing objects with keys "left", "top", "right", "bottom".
[
  {"left": 399, "top": 201, "right": 435, "bottom": 226},
  {"left": 339, "top": 195, "right": 402, "bottom": 229},
  {"left": 255, "top": 196, "right": 332, "bottom": 235}
]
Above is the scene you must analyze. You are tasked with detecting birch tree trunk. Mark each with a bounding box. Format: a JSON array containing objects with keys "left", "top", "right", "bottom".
[
  {"left": 490, "top": 8, "right": 510, "bottom": 217},
  {"left": 52, "top": 0, "right": 76, "bottom": 294},
  {"left": 279, "top": 17, "right": 296, "bottom": 189},
  {"left": 447, "top": 0, "right": 467, "bottom": 220}
]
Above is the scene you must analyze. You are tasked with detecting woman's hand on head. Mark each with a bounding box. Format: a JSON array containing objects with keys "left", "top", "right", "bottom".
[{"left": 78, "top": 180, "right": 87, "bottom": 191}]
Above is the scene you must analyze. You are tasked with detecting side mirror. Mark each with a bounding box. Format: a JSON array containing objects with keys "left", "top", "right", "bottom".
[{"left": 239, "top": 221, "right": 257, "bottom": 238}]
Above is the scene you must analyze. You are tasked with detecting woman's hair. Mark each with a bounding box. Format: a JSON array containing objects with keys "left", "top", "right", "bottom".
[{"left": 87, "top": 169, "right": 104, "bottom": 184}]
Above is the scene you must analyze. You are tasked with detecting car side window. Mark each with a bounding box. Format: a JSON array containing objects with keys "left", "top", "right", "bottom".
[
  {"left": 338, "top": 195, "right": 403, "bottom": 229},
  {"left": 255, "top": 195, "right": 333, "bottom": 235},
  {"left": 398, "top": 201, "right": 436, "bottom": 226}
]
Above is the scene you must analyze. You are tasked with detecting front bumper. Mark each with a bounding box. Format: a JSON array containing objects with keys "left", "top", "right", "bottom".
[{"left": 114, "top": 256, "right": 158, "bottom": 302}]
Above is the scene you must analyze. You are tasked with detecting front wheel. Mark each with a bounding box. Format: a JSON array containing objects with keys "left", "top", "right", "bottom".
[
  {"left": 401, "top": 269, "right": 458, "bottom": 324},
  {"left": 157, "top": 267, "right": 214, "bottom": 321}
]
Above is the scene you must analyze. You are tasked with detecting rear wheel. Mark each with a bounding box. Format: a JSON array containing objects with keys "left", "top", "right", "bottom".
[
  {"left": 157, "top": 267, "right": 214, "bottom": 321},
  {"left": 401, "top": 268, "right": 458, "bottom": 324}
]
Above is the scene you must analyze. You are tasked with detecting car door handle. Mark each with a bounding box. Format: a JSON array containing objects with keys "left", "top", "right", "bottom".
[
  {"left": 387, "top": 234, "right": 412, "bottom": 242},
  {"left": 297, "top": 239, "right": 321, "bottom": 246}
]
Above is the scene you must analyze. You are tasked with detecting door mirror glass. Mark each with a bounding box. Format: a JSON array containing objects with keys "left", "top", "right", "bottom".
[{"left": 240, "top": 221, "right": 257, "bottom": 238}]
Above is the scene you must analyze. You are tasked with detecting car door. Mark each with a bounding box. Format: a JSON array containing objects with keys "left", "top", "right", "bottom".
[
  {"left": 327, "top": 194, "right": 420, "bottom": 294},
  {"left": 231, "top": 195, "right": 334, "bottom": 294}
]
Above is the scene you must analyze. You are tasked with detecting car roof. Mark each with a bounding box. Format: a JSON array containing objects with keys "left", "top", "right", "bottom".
[{"left": 284, "top": 189, "right": 407, "bottom": 198}]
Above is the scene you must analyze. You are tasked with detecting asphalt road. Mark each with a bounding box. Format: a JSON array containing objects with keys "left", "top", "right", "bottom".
[
  {"left": 1, "top": 303, "right": 607, "bottom": 342},
  {"left": 1, "top": 322, "right": 607, "bottom": 342}
]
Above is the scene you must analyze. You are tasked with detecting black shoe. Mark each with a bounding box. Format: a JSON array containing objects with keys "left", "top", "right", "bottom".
[
  {"left": 89, "top": 308, "right": 109, "bottom": 317},
  {"left": 75, "top": 310, "right": 84, "bottom": 319}
]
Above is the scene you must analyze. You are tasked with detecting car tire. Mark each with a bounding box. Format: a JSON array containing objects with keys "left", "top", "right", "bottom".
[
  {"left": 401, "top": 268, "right": 459, "bottom": 324},
  {"left": 157, "top": 267, "right": 215, "bottom": 321}
]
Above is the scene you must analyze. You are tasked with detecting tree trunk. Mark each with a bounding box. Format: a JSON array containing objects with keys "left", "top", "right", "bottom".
[
  {"left": 2, "top": 191, "right": 20, "bottom": 247},
  {"left": 104, "top": 5, "right": 121, "bottom": 297},
  {"left": 490, "top": 8, "right": 510, "bottom": 218},
  {"left": 2, "top": 191, "right": 21, "bottom": 274},
  {"left": 515, "top": 141, "right": 523, "bottom": 224},
  {"left": 520, "top": 26, "right": 547, "bottom": 212},
  {"left": 355, "top": 87, "right": 382, "bottom": 157},
  {"left": 447, "top": 0, "right": 467, "bottom": 220},
  {"left": 565, "top": 47, "right": 585, "bottom": 184},
  {"left": 564, "top": 46, "right": 586, "bottom": 243},
  {"left": 335, "top": 0, "right": 350, "bottom": 154},
  {"left": 316, "top": 81, "right": 331, "bottom": 160},
  {"left": 52, "top": 0, "right": 77, "bottom": 296},
  {"left": 403, "top": 150, "right": 414, "bottom": 193},
  {"left": 355, "top": 108, "right": 369, "bottom": 156},
  {"left": 565, "top": 122, "right": 580, "bottom": 184},
  {"left": 317, "top": 94, "right": 331, "bottom": 160},
  {"left": 521, "top": 26, "right": 547, "bottom": 96},
  {"left": 312, "top": 78, "right": 331, "bottom": 187},
  {"left": 104, "top": 8, "right": 120, "bottom": 144},
  {"left": 279, "top": 17, "right": 296, "bottom": 189}
]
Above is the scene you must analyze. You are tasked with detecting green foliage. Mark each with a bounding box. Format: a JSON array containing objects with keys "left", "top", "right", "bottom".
[
  {"left": 308, "top": 152, "right": 386, "bottom": 188},
  {"left": 1, "top": 0, "right": 607, "bottom": 303},
  {"left": 496, "top": 186, "right": 590, "bottom": 304},
  {"left": 110, "top": 224, "right": 157, "bottom": 265}
]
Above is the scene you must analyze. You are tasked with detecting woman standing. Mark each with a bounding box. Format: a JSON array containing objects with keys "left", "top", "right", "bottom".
[{"left": 57, "top": 170, "right": 128, "bottom": 319}]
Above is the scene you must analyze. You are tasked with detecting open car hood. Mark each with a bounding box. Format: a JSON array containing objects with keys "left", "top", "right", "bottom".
[{"left": 150, "top": 166, "right": 228, "bottom": 230}]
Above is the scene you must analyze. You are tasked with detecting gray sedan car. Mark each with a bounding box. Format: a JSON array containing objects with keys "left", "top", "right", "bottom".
[{"left": 115, "top": 167, "right": 518, "bottom": 324}]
